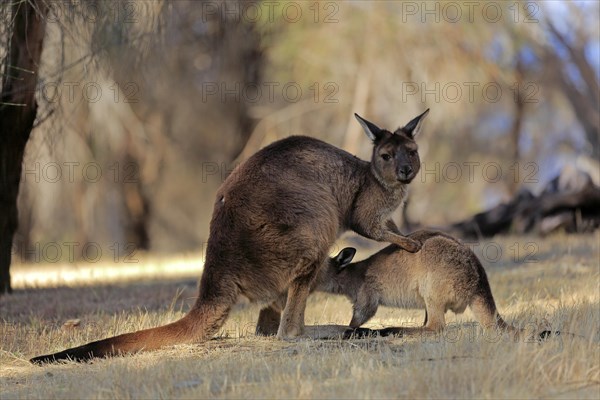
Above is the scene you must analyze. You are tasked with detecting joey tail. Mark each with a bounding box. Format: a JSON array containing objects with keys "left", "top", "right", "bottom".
[
  {"left": 470, "top": 292, "right": 562, "bottom": 341},
  {"left": 469, "top": 253, "right": 515, "bottom": 333},
  {"left": 469, "top": 265, "right": 561, "bottom": 341},
  {"left": 30, "top": 301, "right": 231, "bottom": 364},
  {"left": 469, "top": 292, "right": 512, "bottom": 332}
]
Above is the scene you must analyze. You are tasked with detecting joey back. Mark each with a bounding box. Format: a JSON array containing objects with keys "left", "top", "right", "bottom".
[{"left": 316, "top": 230, "right": 524, "bottom": 339}]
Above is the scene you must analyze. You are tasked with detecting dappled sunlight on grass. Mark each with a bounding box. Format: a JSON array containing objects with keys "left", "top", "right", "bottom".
[{"left": 10, "top": 253, "right": 203, "bottom": 289}]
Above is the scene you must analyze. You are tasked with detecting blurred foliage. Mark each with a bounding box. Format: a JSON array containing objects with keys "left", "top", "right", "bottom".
[{"left": 2, "top": 0, "right": 597, "bottom": 262}]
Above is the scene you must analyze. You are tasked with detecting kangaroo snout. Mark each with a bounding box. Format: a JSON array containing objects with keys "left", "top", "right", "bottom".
[{"left": 397, "top": 165, "right": 414, "bottom": 181}]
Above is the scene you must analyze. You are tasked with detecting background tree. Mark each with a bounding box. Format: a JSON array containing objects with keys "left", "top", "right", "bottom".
[
  {"left": 2, "top": 0, "right": 265, "bottom": 293},
  {"left": 0, "top": 0, "right": 47, "bottom": 294}
]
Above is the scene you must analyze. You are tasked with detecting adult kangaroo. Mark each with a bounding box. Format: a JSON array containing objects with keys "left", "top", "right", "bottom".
[{"left": 30, "top": 110, "right": 429, "bottom": 363}]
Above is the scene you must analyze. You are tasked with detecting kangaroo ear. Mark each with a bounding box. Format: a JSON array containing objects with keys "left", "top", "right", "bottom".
[
  {"left": 334, "top": 247, "right": 356, "bottom": 269},
  {"left": 355, "top": 114, "right": 384, "bottom": 142},
  {"left": 403, "top": 109, "right": 430, "bottom": 138}
]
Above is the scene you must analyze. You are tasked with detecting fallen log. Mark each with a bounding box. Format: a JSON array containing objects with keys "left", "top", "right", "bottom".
[{"left": 438, "top": 169, "right": 600, "bottom": 239}]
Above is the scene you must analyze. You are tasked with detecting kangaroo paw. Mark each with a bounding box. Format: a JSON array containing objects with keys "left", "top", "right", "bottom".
[{"left": 401, "top": 238, "right": 421, "bottom": 253}]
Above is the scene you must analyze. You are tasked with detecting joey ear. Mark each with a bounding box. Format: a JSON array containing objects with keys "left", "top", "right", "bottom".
[
  {"left": 403, "top": 109, "right": 430, "bottom": 138},
  {"left": 334, "top": 247, "right": 356, "bottom": 269},
  {"left": 355, "top": 113, "right": 384, "bottom": 142}
]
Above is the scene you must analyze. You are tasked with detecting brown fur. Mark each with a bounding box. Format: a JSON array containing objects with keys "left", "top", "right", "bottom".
[
  {"left": 31, "top": 111, "right": 430, "bottom": 363},
  {"left": 316, "top": 230, "right": 516, "bottom": 335}
]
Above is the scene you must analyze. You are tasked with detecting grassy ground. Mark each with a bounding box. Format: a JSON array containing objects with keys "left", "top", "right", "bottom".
[{"left": 1, "top": 233, "right": 599, "bottom": 399}]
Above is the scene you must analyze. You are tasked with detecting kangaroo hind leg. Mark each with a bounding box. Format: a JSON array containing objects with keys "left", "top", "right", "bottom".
[
  {"left": 256, "top": 295, "right": 286, "bottom": 336},
  {"left": 423, "top": 299, "right": 446, "bottom": 332},
  {"left": 277, "top": 259, "right": 320, "bottom": 339}
]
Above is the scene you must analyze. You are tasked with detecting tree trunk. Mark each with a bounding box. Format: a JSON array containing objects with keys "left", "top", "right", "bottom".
[{"left": 0, "top": 1, "right": 47, "bottom": 294}]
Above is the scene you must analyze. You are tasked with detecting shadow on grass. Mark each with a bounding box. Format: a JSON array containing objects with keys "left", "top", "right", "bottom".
[{"left": 0, "top": 276, "right": 199, "bottom": 324}]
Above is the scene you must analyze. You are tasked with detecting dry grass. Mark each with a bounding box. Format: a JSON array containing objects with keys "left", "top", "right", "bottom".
[{"left": 1, "top": 233, "right": 599, "bottom": 399}]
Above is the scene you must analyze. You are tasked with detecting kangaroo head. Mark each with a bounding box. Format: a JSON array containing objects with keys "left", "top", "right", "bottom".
[
  {"left": 315, "top": 247, "right": 357, "bottom": 294},
  {"left": 331, "top": 247, "right": 356, "bottom": 272},
  {"left": 355, "top": 110, "right": 429, "bottom": 186}
]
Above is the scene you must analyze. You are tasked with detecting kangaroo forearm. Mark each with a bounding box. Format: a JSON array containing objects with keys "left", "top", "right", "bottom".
[
  {"left": 352, "top": 221, "right": 419, "bottom": 251},
  {"left": 381, "top": 230, "right": 409, "bottom": 244},
  {"left": 385, "top": 219, "right": 402, "bottom": 234},
  {"left": 378, "top": 230, "right": 421, "bottom": 252}
]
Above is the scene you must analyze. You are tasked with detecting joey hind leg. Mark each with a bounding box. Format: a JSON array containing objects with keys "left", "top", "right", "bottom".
[
  {"left": 381, "top": 304, "right": 444, "bottom": 337},
  {"left": 423, "top": 301, "right": 445, "bottom": 332},
  {"left": 349, "top": 291, "right": 378, "bottom": 328}
]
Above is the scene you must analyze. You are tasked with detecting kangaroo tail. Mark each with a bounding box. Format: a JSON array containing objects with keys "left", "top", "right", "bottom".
[
  {"left": 471, "top": 293, "right": 566, "bottom": 341},
  {"left": 468, "top": 253, "right": 517, "bottom": 334},
  {"left": 470, "top": 292, "right": 514, "bottom": 333},
  {"left": 468, "top": 257, "right": 567, "bottom": 342},
  {"left": 30, "top": 302, "right": 231, "bottom": 364}
]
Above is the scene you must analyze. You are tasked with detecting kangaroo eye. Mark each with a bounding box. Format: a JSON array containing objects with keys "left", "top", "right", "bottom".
[{"left": 381, "top": 154, "right": 391, "bottom": 161}]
